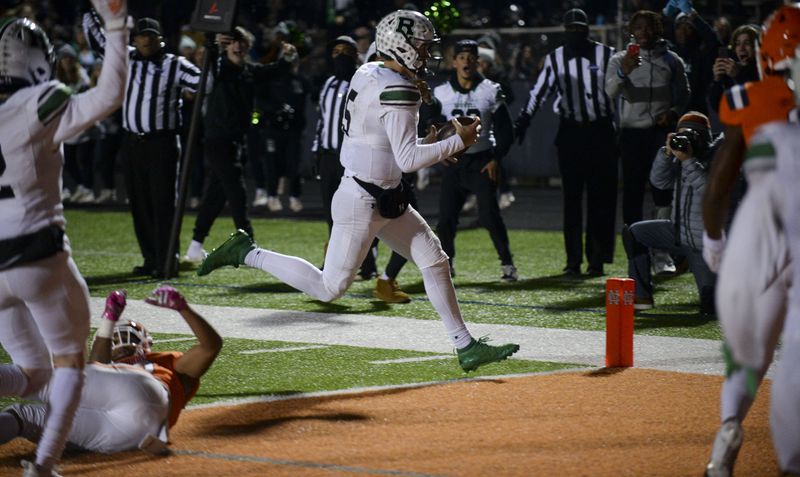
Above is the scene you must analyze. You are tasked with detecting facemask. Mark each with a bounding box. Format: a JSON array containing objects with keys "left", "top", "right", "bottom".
[
  {"left": 565, "top": 30, "right": 588, "bottom": 47},
  {"left": 332, "top": 54, "right": 357, "bottom": 79}
]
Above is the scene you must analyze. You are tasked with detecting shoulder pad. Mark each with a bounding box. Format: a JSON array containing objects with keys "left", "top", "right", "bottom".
[{"left": 37, "top": 82, "right": 73, "bottom": 124}]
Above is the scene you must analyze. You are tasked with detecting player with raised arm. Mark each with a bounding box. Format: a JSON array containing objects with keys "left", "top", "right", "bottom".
[
  {"left": 0, "top": 1, "right": 127, "bottom": 475},
  {"left": 701, "top": 4, "right": 800, "bottom": 476},
  {"left": 198, "top": 10, "right": 519, "bottom": 373},
  {"left": 0, "top": 286, "right": 222, "bottom": 455}
]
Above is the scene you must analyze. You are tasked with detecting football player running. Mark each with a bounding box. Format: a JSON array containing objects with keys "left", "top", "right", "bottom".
[
  {"left": 0, "top": 286, "right": 222, "bottom": 455},
  {"left": 702, "top": 4, "right": 800, "bottom": 476},
  {"left": 0, "top": 0, "right": 127, "bottom": 475},
  {"left": 773, "top": 43, "right": 800, "bottom": 477},
  {"left": 198, "top": 10, "right": 519, "bottom": 372}
]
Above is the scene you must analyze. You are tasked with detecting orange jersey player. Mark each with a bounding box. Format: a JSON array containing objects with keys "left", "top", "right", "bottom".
[{"left": 0, "top": 286, "right": 221, "bottom": 454}]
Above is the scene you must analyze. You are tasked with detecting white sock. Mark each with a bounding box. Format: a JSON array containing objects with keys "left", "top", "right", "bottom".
[
  {"left": 35, "top": 367, "right": 84, "bottom": 470},
  {"left": 420, "top": 261, "right": 473, "bottom": 349},
  {"left": 380, "top": 272, "right": 389, "bottom": 280},
  {"left": 720, "top": 368, "right": 757, "bottom": 423},
  {"left": 0, "top": 365, "right": 28, "bottom": 396},
  {"left": 245, "top": 248, "right": 336, "bottom": 301},
  {"left": 0, "top": 411, "right": 21, "bottom": 444}
]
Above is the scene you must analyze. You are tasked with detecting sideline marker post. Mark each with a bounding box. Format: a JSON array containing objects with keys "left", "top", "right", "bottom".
[{"left": 605, "top": 278, "right": 635, "bottom": 367}]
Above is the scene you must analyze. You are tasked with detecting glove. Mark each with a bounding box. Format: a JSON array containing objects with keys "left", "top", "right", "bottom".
[
  {"left": 102, "top": 290, "right": 127, "bottom": 322},
  {"left": 145, "top": 285, "right": 187, "bottom": 311},
  {"left": 91, "top": 0, "right": 128, "bottom": 30},
  {"left": 514, "top": 112, "right": 531, "bottom": 145},
  {"left": 702, "top": 231, "right": 725, "bottom": 273}
]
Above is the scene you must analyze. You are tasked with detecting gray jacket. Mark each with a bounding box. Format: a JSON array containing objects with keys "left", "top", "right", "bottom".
[
  {"left": 605, "top": 40, "right": 690, "bottom": 129},
  {"left": 649, "top": 138, "right": 719, "bottom": 250}
]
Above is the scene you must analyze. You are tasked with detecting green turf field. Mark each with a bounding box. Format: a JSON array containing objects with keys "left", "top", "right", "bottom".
[{"left": 0, "top": 209, "right": 721, "bottom": 409}]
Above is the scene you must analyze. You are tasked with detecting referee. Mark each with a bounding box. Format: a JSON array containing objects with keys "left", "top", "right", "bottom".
[
  {"left": 312, "top": 36, "right": 376, "bottom": 279},
  {"left": 515, "top": 8, "right": 617, "bottom": 277},
  {"left": 84, "top": 12, "right": 200, "bottom": 278}
]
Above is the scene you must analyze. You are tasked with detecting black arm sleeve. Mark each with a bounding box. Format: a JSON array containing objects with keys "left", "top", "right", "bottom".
[
  {"left": 418, "top": 96, "right": 443, "bottom": 137},
  {"left": 492, "top": 102, "right": 514, "bottom": 160}
]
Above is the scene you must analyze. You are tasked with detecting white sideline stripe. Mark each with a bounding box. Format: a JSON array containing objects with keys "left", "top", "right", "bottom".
[
  {"left": 88, "top": 298, "right": 776, "bottom": 378},
  {"left": 370, "top": 355, "right": 453, "bottom": 364},
  {"left": 153, "top": 337, "right": 196, "bottom": 344},
  {"left": 239, "top": 345, "right": 328, "bottom": 355},
  {"left": 186, "top": 367, "right": 594, "bottom": 411}
]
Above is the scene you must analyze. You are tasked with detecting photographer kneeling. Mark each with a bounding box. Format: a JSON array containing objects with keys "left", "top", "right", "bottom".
[{"left": 623, "top": 112, "right": 721, "bottom": 315}]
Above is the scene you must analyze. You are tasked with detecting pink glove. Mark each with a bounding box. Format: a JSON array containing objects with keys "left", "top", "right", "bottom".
[
  {"left": 145, "top": 285, "right": 187, "bottom": 311},
  {"left": 102, "top": 290, "right": 127, "bottom": 322}
]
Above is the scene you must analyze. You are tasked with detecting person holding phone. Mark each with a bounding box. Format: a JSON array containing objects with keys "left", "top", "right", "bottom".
[{"left": 707, "top": 24, "right": 760, "bottom": 114}]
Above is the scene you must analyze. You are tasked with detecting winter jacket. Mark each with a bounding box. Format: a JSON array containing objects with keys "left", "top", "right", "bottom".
[
  {"left": 605, "top": 40, "right": 690, "bottom": 129},
  {"left": 649, "top": 133, "right": 722, "bottom": 249}
]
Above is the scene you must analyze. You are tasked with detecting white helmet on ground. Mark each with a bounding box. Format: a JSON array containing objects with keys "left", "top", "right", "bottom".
[
  {"left": 792, "top": 45, "right": 800, "bottom": 106},
  {"left": 375, "top": 10, "right": 439, "bottom": 75},
  {"left": 112, "top": 320, "right": 153, "bottom": 364},
  {"left": 0, "top": 17, "right": 55, "bottom": 93}
]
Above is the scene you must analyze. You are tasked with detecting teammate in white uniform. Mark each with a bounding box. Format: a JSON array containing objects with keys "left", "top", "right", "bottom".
[
  {"left": 701, "top": 5, "right": 800, "bottom": 476},
  {"left": 0, "top": 286, "right": 222, "bottom": 455},
  {"left": 198, "top": 10, "right": 520, "bottom": 373},
  {"left": 431, "top": 39, "right": 516, "bottom": 281},
  {"left": 772, "top": 45, "right": 800, "bottom": 476},
  {"left": 0, "top": 1, "right": 127, "bottom": 475}
]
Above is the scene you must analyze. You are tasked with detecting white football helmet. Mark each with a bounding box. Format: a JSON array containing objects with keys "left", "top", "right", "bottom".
[
  {"left": 376, "top": 10, "right": 439, "bottom": 75},
  {"left": 112, "top": 320, "right": 153, "bottom": 364},
  {"left": 0, "top": 17, "right": 55, "bottom": 93}
]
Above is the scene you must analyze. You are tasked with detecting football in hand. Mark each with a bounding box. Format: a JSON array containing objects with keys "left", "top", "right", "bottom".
[{"left": 433, "top": 116, "right": 476, "bottom": 142}]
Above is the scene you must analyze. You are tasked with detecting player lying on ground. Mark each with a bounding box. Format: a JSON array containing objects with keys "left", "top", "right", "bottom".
[
  {"left": 0, "top": 286, "right": 221, "bottom": 454},
  {"left": 196, "top": 10, "right": 519, "bottom": 373}
]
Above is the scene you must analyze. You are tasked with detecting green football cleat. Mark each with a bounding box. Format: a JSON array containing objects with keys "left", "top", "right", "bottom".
[
  {"left": 196, "top": 230, "right": 255, "bottom": 276},
  {"left": 457, "top": 337, "right": 520, "bottom": 372}
]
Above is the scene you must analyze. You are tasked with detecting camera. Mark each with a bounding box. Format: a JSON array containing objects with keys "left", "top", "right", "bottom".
[{"left": 669, "top": 130, "right": 700, "bottom": 154}]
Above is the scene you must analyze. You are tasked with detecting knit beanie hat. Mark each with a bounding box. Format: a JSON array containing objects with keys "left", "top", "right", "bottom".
[{"left": 677, "top": 111, "right": 711, "bottom": 141}]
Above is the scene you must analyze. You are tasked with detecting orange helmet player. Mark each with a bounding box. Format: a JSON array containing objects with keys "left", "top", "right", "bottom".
[{"left": 718, "top": 4, "right": 800, "bottom": 144}]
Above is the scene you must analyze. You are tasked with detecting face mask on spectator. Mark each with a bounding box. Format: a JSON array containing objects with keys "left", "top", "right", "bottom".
[{"left": 333, "top": 54, "right": 357, "bottom": 79}]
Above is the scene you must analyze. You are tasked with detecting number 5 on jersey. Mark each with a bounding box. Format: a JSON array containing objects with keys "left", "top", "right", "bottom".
[{"left": 342, "top": 89, "right": 358, "bottom": 136}]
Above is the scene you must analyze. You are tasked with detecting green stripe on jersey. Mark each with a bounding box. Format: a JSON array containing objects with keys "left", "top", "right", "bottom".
[
  {"left": 744, "top": 141, "right": 776, "bottom": 162},
  {"left": 380, "top": 89, "right": 420, "bottom": 103},
  {"left": 37, "top": 83, "right": 73, "bottom": 123}
]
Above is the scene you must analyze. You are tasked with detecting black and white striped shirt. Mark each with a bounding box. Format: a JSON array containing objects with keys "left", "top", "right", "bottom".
[
  {"left": 312, "top": 75, "right": 350, "bottom": 152},
  {"left": 522, "top": 41, "right": 615, "bottom": 123},
  {"left": 83, "top": 12, "right": 200, "bottom": 134}
]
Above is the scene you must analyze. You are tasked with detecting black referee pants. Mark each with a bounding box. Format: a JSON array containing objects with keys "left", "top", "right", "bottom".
[
  {"left": 193, "top": 137, "right": 253, "bottom": 243},
  {"left": 555, "top": 118, "right": 618, "bottom": 270},
  {"left": 121, "top": 131, "right": 179, "bottom": 276},
  {"left": 318, "top": 150, "right": 344, "bottom": 232},
  {"left": 437, "top": 150, "right": 513, "bottom": 266}
]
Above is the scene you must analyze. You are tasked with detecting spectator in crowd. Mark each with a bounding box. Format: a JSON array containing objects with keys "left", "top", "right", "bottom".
[
  {"left": 0, "top": 1, "right": 128, "bottom": 475},
  {"left": 713, "top": 16, "right": 733, "bottom": 47},
  {"left": 0, "top": 286, "right": 222, "bottom": 455},
  {"left": 84, "top": 11, "right": 201, "bottom": 278},
  {"left": 56, "top": 43, "right": 96, "bottom": 204},
  {"left": 432, "top": 39, "right": 518, "bottom": 281},
  {"left": 183, "top": 28, "right": 298, "bottom": 264},
  {"left": 89, "top": 61, "right": 123, "bottom": 204},
  {"left": 707, "top": 24, "right": 760, "bottom": 115},
  {"left": 516, "top": 8, "right": 618, "bottom": 277},
  {"left": 605, "top": 9, "right": 690, "bottom": 275},
  {"left": 664, "top": 5, "right": 720, "bottom": 115},
  {"left": 623, "top": 111, "right": 719, "bottom": 313},
  {"left": 511, "top": 44, "right": 538, "bottom": 81},
  {"left": 311, "top": 35, "right": 378, "bottom": 280},
  {"left": 254, "top": 50, "right": 310, "bottom": 213}
]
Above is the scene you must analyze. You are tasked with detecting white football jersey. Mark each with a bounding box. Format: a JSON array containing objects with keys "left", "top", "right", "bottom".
[
  {"left": 339, "top": 62, "right": 464, "bottom": 188},
  {"left": 432, "top": 76, "right": 504, "bottom": 154},
  {"left": 0, "top": 81, "right": 73, "bottom": 240}
]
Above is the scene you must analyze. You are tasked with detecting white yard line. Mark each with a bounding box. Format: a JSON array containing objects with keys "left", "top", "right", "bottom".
[
  {"left": 90, "top": 298, "right": 770, "bottom": 377},
  {"left": 239, "top": 345, "right": 329, "bottom": 355}
]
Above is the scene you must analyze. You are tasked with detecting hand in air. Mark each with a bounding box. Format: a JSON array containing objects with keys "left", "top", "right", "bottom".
[{"left": 145, "top": 285, "right": 188, "bottom": 311}]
